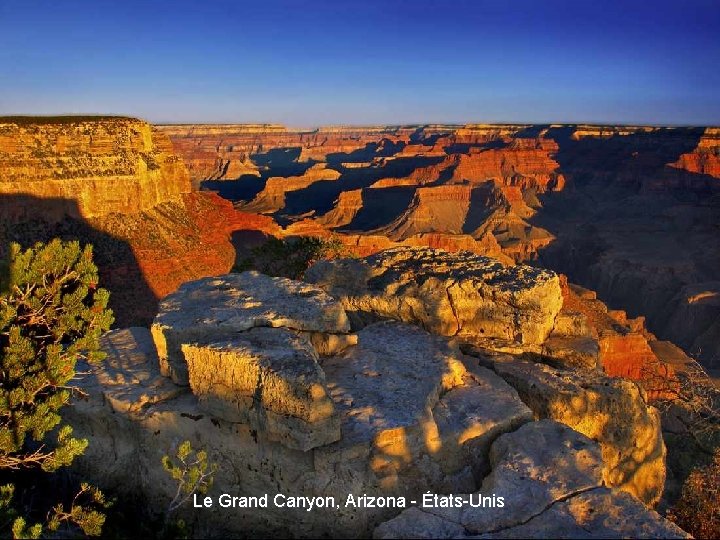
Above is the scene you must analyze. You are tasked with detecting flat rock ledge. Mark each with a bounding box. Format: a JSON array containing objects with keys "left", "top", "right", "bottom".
[
  {"left": 151, "top": 271, "right": 352, "bottom": 385},
  {"left": 65, "top": 251, "right": 684, "bottom": 538},
  {"left": 305, "top": 247, "right": 563, "bottom": 344}
]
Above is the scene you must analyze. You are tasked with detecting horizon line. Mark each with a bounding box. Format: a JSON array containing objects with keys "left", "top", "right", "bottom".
[{"left": 1, "top": 113, "right": 719, "bottom": 130}]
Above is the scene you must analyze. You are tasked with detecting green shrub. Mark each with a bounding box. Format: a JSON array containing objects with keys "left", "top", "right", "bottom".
[
  {"left": 234, "top": 236, "right": 350, "bottom": 280},
  {"left": 0, "top": 239, "right": 114, "bottom": 537},
  {"left": 161, "top": 440, "right": 217, "bottom": 538}
]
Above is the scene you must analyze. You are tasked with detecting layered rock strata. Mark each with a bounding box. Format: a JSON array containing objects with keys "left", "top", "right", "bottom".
[
  {"left": 162, "top": 122, "right": 720, "bottom": 368},
  {"left": 0, "top": 117, "right": 282, "bottom": 326},
  {"left": 0, "top": 117, "right": 190, "bottom": 218}
]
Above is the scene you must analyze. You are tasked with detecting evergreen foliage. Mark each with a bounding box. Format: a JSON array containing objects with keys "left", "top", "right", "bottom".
[
  {"left": 0, "top": 239, "right": 114, "bottom": 537},
  {"left": 234, "top": 235, "right": 350, "bottom": 280}
]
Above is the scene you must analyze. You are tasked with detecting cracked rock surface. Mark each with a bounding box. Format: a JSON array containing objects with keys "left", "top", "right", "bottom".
[
  {"left": 488, "top": 356, "right": 666, "bottom": 506},
  {"left": 183, "top": 327, "right": 339, "bottom": 450},
  {"left": 150, "top": 271, "right": 351, "bottom": 384},
  {"left": 374, "top": 421, "right": 688, "bottom": 539},
  {"left": 66, "top": 249, "right": 685, "bottom": 538},
  {"left": 305, "top": 247, "right": 562, "bottom": 344}
]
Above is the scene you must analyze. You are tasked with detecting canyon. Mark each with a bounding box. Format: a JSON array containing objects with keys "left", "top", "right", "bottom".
[
  {"left": 1, "top": 115, "right": 716, "bottom": 537},
  {"left": 159, "top": 122, "right": 720, "bottom": 370}
]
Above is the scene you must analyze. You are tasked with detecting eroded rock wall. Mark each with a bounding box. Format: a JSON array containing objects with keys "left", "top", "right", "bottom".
[
  {"left": 0, "top": 117, "right": 190, "bottom": 218},
  {"left": 161, "top": 122, "right": 720, "bottom": 368}
]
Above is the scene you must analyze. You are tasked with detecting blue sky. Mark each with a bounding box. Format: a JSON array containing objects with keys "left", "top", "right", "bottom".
[{"left": 1, "top": 0, "right": 719, "bottom": 126}]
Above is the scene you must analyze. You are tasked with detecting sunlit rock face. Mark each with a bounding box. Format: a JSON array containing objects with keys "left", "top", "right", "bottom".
[
  {"left": 0, "top": 116, "right": 282, "bottom": 327},
  {"left": 239, "top": 163, "right": 342, "bottom": 214},
  {"left": 305, "top": 247, "right": 562, "bottom": 344},
  {"left": 376, "top": 421, "right": 687, "bottom": 540},
  {"left": 0, "top": 117, "right": 190, "bottom": 218},
  {"left": 150, "top": 272, "right": 351, "bottom": 385},
  {"left": 66, "top": 249, "right": 683, "bottom": 538},
  {"left": 490, "top": 359, "right": 665, "bottom": 506}
]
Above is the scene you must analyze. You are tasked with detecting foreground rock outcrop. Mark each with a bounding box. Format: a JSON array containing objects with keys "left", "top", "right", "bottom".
[
  {"left": 484, "top": 357, "right": 665, "bottom": 505},
  {"left": 66, "top": 248, "right": 683, "bottom": 538},
  {"left": 375, "top": 422, "right": 686, "bottom": 539},
  {"left": 150, "top": 271, "right": 351, "bottom": 385},
  {"left": 305, "top": 247, "right": 562, "bottom": 344}
]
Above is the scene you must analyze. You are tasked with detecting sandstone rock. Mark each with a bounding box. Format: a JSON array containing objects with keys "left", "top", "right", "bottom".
[
  {"left": 161, "top": 122, "right": 720, "bottom": 371},
  {"left": 461, "top": 420, "right": 604, "bottom": 533},
  {"left": 373, "top": 507, "right": 465, "bottom": 539},
  {"left": 68, "top": 328, "right": 189, "bottom": 483},
  {"left": 476, "top": 488, "right": 690, "bottom": 539},
  {"left": 490, "top": 358, "right": 666, "bottom": 506},
  {"left": 0, "top": 118, "right": 190, "bottom": 219},
  {"left": 67, "top": 335, "right": 324, "bottom": 537},
  {"left": 432, "top": 366, "right": 533, "bottom": 480},
  {"left": 182, "top": 327, "right": 339, "bottom": 451},
  {"left": 0, "top": 117, "right": 277, "bottom": 328},
  {"left": 305, "top": 331, "right": 359, "bottom": 355},
  {"left": 50, "top": 236, "right": 685, "bottom": 537},
  {"left": 240, "top": 163, "right": 341, "bottom": 214},
  {"left": 306, "top": 247, "right": 562, "bottom": 344},
  {"left": 151, "top": 272, "right": 351, "bottom": 384},
  {"left": 85, "top": 327, "right": 185, "bottom": 414},
  {"left": 555, "top": 275, "right": 672, "bottom": 386},
  {"left": 550, "top": 308, "right": 595, "bottom": 338},
  {"left": 70, "top": 321, "right": 537, "bottom": 537},
  {"left": 374, "top": 421, "right": 686, "bottom": 539},
  {"left": 319, "top": 323, "right": 532, "bottom": 488},
  {"left": 541, "top": 335, "right": 600, "bottom": 370},
  {"left": 318, "top": 321, "right": 469, "bottom": 491}
]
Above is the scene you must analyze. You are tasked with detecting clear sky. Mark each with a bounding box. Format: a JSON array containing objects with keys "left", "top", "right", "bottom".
[{"left": 1, "top": 0, "right": 719, "bottom": 126}]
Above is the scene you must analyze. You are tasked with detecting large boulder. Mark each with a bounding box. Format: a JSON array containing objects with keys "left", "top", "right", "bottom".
[
  {"left": 182, "top": 327, "right": 339, "bottom": 451},
  {"left": 150, "top": 271, "right": 352, "bottom": 384},
  {"left": 305, "top": 247, "right": 562, "bottom": 344},
  {"left": 374, "top": 421, "right": 687, "bottom": 539},
  {"left": 318, "top": 321, "right": 533, "bottom": 500},
  {"left": 461, "top": 420, "right": 605, "bottom": 533},
  {"left": 65, "top": 263, "right": 683, "bottom": 538},
  {"left": 488, "top": 357, "right": 666, "bottom": 506},
  {"left": 68, "top": 321, "right": 536, "bottom": 537}
]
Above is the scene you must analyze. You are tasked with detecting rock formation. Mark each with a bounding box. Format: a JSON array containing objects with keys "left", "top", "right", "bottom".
[
  {"left": 161, "top": 122, "right": 720, "bottom": 369},
  {"left": 66, "top": 248, "right": 684, "bottom": 538},
  {"left": 376, "top": 421, "right": 685, "bottom": 539},
  {"left": 0, "top": 116, "right": 190, "bottom": 218},
  {"left": 239, "top": 163, "right": 341, "bottom": 214},
  {"left": 150, "top": 271, "right": 352, "bottom": 386},
  {"left": 0, "top": 116, "right": 280, "bottom": 326},
  {"left": 305, "top": 247, "right": 562, "bottom": 344}
]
